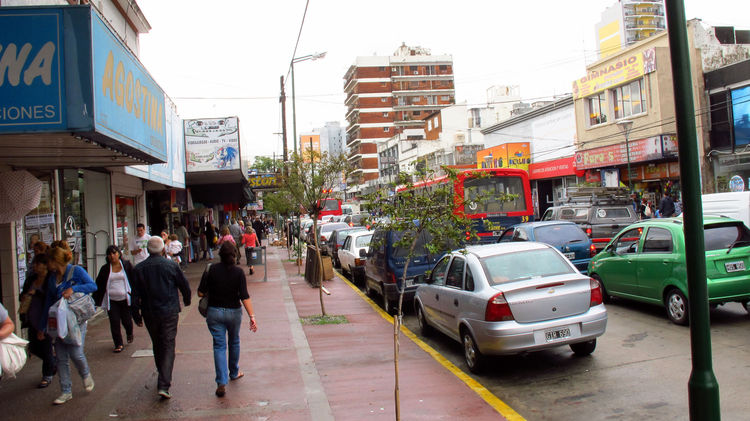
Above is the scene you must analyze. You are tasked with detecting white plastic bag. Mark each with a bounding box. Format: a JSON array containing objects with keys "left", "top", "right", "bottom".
[
  {"left": 0, "top": 333, "right": 29, "bottom": 378},
  {"left": 62, "top": 305, "right": 82, "bottom": 346},
  {"left": 55, "top": 298, "right": 69, "bottom": 340}
]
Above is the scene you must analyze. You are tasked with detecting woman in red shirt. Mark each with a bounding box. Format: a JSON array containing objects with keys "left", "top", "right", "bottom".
[{"left": 241, "top": 227, "right": 258, "bottom": 275}]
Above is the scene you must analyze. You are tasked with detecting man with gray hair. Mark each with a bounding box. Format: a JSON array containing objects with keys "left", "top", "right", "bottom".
[
  {"left": 131, "top": 236, "right": 191, "bottom": 400},
  {"left": 228, "top": 218, "right": 243, "bottom": 264}
]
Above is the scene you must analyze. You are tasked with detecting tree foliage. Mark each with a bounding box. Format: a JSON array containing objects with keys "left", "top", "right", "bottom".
[{"left": 251, "top": 156, "right": 283, "bottom": 173}]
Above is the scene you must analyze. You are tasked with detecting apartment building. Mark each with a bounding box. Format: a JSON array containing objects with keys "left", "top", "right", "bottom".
[{"left": 596, "top": 0, "right": 666, "bottom": 59}]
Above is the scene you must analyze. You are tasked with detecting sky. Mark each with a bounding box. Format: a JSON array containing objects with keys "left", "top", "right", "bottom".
[{"left": 136, "top": 0, "right": 749, "bottom": 164}]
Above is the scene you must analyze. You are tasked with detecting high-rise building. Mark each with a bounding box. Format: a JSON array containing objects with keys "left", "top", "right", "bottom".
[
  {"left": 343, "top": 43, "right": 455, "bottom": 185},
  {"left": 595, "top": 0, "right": 666, "bottom": 59},
  {"left": 317, "top": 122, "right": 346, "bottom": 157}
]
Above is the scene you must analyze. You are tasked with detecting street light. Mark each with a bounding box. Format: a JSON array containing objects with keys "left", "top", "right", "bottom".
[
  {"left": 291, "top": 52, "right": 326, "bottom": 155},
  {"left": 617, "top": 119, "right": 634, "bottom": 192}
]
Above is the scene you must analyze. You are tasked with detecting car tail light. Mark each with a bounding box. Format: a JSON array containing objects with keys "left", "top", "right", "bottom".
[
  {"left": 349, "top": 222, "right": 354, "bottom": 227},
  {"left": 589, "top": 244, "right": 597, "bottom": 257},
  {"left": 485, "top": 292, "right": 514, "bottom": 322},
  {"left": 355, "top": 258, "right": 365, "bottom": 266},
  {"left": 589, "top": 278, "right": 603, "bottom": 307},
  {"left": 320, "top": 235, "right": 328, "bottom": 242},
  {"left": 386, "top": 272, "right": 397, "bottom": 284},
  {"left": 585, "top": 227, "right": 592, "bottom": 237}
]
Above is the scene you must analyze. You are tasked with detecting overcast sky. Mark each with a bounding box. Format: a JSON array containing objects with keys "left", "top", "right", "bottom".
[{"left": 136, "top": 0, "right": 749, "bottom": 163}]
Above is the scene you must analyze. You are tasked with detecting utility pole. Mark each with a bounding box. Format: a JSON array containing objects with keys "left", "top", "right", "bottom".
[{"left": 280, "top": 76, "right": 288, "bottom": 167}]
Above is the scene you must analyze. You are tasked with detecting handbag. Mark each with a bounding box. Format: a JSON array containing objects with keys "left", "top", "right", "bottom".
[
  {"left": 63, "top": 266, "right": 96, "bottom": 323},
  {"left": 18, "top": 294, "right": 32, "bottom": 316},
  {"left": 0, "top": 333, "right": 29, "bottom": 378},
  {"left": 198, "top": 263, "right": 213, "bottom": 318}
]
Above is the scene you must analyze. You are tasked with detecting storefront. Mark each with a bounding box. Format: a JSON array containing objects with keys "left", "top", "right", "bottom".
[{"left": 528, "top": 156, "right": 582, "bottom": 218}]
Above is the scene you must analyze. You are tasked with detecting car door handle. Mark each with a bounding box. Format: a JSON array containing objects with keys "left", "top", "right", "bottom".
[
  {"left": 453, "top": 299, "right": 459, "bottom": 307},
  {"left": 435, "top": 294, "right": 439, "bottom": 301},
  {"left": 663, "top": 260, "right": 670, "bottom": 264}
]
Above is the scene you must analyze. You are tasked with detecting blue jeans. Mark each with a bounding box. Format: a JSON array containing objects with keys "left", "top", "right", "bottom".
[
  {"left": 206, "top": 307, "right": 242, "bottom": 386},
  {"left": 54, "top": 322, "right": 89, "bottom": 394}
]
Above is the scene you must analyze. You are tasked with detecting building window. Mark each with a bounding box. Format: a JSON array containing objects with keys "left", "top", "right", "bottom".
[
  {"left": 382, "top": 112, "right": 389, "bottom": 117},
  {"left": 439, "top": 65, "right": 447, "bottom": 71},
  {"left": 378, "top": 66, "right": 385, "bottom": 71},
  {"left": 434, "top": 117, "right": 439, "bottom": 128},
  {"left": 410, "top": 66, "right": 418, "bottom": 72},
  {"left": 440, "top": 95, "right": 450, "bottom": 101},
  {"left": 613, "top": 79, "right": 645, "bottom": 119},
  {"left": 428, "top": 120, "right": 432, "bottom": 130},
  {"left": 381, "top": 97, "right": 388, "bottom": 102},
  {"left": 381, "top": 82, "right": 387, "bottom": 87},
  {"left": 586, "top": 92, "right": 608, "bottom": 126},
  {"left": 384, "top": 127, "right": 390, "bottom": 132},
  {"left": 413, "top": 111, "right": 421, "bottom": 116}
]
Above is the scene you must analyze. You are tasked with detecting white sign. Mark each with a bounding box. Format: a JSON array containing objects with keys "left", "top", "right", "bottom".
[{"left": 184, "top": 117, "right": 240, "bottom": 172}]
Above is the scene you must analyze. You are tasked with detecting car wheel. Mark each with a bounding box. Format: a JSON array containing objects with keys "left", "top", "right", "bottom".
[
  {"left": 665, "top": 288, "right": 689, "bottom": 325},
  {"left": 591, "top": 274, "right": 610, "bottom": 304},
  {"left": 569, "top": 339, "right": 597, "bottom": 356},
  {"left": 416, "top": 303, "right": 433, "bottom": 337},
  {"left": 364, "top": 279, "right": 374, "bottom": 297},
  {"left": 333, "top": 256, "right": 340, "bottom": 269},
  {"left": 462, "top": 330, "right": 484, "bottom": 374}
]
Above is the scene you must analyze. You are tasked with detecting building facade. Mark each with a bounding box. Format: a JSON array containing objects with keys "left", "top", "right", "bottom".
[
  {"left": 343, "top": 44, "right": 455, "bottom": 192},
  {"left": 595, "top": 0, "right": 666, "bottom": 59}
]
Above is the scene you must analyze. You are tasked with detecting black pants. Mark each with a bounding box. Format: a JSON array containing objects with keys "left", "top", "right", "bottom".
[
  {"left": 143, "top": 312, "right": 179, "bottom": 391},
  {"left": 107, "top": 299, "right": 134, "bottom": 347},
  {"left": 28, "top": 324, "right": 56, "bottom": 378},
  {"left": 245, "top": 247, "right": 255, "bottom": 267}
]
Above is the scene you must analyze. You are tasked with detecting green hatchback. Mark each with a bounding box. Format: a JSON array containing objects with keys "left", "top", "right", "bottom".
[{"left": 588, "top": 216, "right": 750, "bottom": 325}]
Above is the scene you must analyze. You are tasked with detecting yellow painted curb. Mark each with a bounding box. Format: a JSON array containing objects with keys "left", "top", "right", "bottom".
[{"left": 334, "top": 271, "right": 526, "bottom": 421}]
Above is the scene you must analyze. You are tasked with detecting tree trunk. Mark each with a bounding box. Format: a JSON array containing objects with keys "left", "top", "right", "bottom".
[
  {"left": 393, "top": 234, "right": 419, "bottom": 421},
  {"left": 312, "top": 217, "right": 327, "bottom": 316}
]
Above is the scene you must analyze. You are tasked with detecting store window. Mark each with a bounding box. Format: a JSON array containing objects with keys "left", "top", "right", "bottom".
[
  {"left": 60, "top": 169, "right": 87, "bottom": 267},
  {"left": 587, "top": 92, "right": 608, "bottom": 126},
  {"left": 24, "top": 173, "right": 57, "bottom": 265},
  {"left": 116, "top": 196, "right": 136, "bottom": 258},
  {"left": 613, "top": 79, "right": 645, "bottom": 119}
]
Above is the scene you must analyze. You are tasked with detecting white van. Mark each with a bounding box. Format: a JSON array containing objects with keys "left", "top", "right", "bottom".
[{"left": 702, "top": 191, "right": 750, "bottom": 228}]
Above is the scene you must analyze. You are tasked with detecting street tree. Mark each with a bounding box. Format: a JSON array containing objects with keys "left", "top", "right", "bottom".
[
  {"left": 364, "top": 164, "right": 516, "bottom": 421},
  {"left": 263, "top": 190, "right": 297, "bottom": 258},
  {"left": 251, "top": 156, "right": 283, "bottom": 173},
  {"left": 279, "top": 149, "right": 350, "bottom": 315}
]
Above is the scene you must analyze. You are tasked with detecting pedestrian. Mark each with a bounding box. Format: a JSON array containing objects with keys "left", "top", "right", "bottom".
[
  {"left": 93, "top": 245, "right": 135, "bottom": 353},
  {"left": 217, "top": 227, "right": 235, "bottom": 247},
  {"left": 131, "top": 236, "right": 192, "bottom": 400},
  {"left": 229, "top": 219, "right": 243, "bottom": 265},
  {"left": 640, "top": 197, "right": 652, "bottom": 219},
  {"left": 204, "top": 221, "right": 216, "bottom": 260},
  {"left": 0, "top": 301, "right": 14, "bottom": 340},
  {"left": 19, "top": 253, "right": 57, "bottom": 388},
  {"left": 190, "top": 221, "right": 201, "bottom": 263},
  {"left": 197, "top": 242, "right": 258, "bottom": 398},
  {"left": 174, "top": 220, "right": 189, "bottom": 268},
  {"left": 658, "top": 191, "right": 676, "bottom": 218},
  {"left": 129, "top": 223, "right": 150, "bottom": 265},
  {"left": 42, "top": 241, "right": 97, "bottom": 405},
  {"left": 242, "top": 226, "right": 259, "bottom": 275},
  {"left": 253, "top": 217, "right": 264, "bottom": 247},
  {"left": 166, "top": 234, "right": 183, "bottom": 264}
]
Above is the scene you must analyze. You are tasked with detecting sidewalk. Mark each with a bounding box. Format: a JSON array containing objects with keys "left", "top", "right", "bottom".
[{"left": 0, "top": 244, "right": 517, "bottom": 420}]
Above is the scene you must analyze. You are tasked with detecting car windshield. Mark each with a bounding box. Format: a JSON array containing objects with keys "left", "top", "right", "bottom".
[
  {"left": 464, "top": 175, "right": 526, "bottom": 214},
  {"left": 355, "top": 234, "right": 373, "bottom": 247},
  {"left": 392, "top": 230, "right": 431, "bottom": 258},
  {"left": 321, "top": 199, "right": 339, "bottom": 211},
  {"left": 482, "top": 248, "right": 574, "bottom": 285},
  {"left": 704, "top": 222, "right": 750, "bottom": 251},
  {"left": 533, "top": 224, "right": 588, "bottom": 246}
]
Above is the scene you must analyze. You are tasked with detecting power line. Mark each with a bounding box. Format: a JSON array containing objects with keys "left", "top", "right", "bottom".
[{"left": 285, "top": 0, "right": 311, "bottom": 83}]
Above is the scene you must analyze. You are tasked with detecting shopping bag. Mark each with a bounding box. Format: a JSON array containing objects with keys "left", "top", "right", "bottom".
[
  {"left": 0, "top": 333, "right": 29, "bottom": 378},
  {"left": 61, "top": 306, "right": 82, "bottom": 346},
  {"left": 47, "top": 298, "right": 67, "bottom": 340},
  {"left": 67, "top": 292, "right": 95, "bottom": 323}
]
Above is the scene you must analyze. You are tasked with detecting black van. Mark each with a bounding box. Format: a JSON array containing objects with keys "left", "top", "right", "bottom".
[{"left": 364, "top": 228, "right": 440, "bottom": 314}]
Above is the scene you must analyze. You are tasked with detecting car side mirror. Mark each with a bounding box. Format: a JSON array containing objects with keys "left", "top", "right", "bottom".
[
  {"left": 414, "top": 274, "right": 428, "bottom": 284},
  {"left": 604, "top": 243, "right": 614, "bottom": 253},
  {"left": 359, "top": 249, "right": 366, "bottom": 257}
]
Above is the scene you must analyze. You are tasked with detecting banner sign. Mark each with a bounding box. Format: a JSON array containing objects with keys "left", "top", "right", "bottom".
[
  {"left": 529, "top": 156, "right": 576, "bottom": 179},
  {"left": 572, "top": 48, "right": 655, "bottom": 100},
  {"left": 248, "top": 174, "right": 279, "bottom": 188},
  {"left": 574, "top": 135, "right": 673, "bottom": 170},
  {"left": 477, "top": 142, "right": 531, "bottom": 171},
  {"left": 184, "top": 116, "right": 240, "bottom": 172},
  {"left": 0, "top": 9, "right": 66, "bottom": 131}
]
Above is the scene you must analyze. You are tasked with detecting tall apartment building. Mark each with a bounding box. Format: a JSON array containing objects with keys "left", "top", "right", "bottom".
[
  {"left": 317, "top": 121, "right": 346, "bottom": 157},
  {"left": 343, "top": 44, "right": 455, "bottom": 185},
  {"left": 595, "top": 0, "right": 666, "bottom": 59}
]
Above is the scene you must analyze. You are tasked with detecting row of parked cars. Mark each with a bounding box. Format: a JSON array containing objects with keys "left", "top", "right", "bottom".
[{"left": 326, "top": 191, "right": 750, "bottom": 373}]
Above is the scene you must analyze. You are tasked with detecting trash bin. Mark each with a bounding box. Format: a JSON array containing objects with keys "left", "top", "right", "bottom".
[{"left": 249, "top": 247, "right": 264, "bottom": 265}]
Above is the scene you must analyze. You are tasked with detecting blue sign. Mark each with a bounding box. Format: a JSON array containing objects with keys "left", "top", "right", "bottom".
[
  {"left": 92, "top": 13, "right": 166, "bottom": 162},
  {"left": 0, "top": 9, "right": 66, "bottom": 131},
  {"left": 125, "top": 103, "right": 185, "bottom": 188}
]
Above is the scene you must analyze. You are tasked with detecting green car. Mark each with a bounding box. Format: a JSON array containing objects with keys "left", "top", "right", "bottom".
[{"left": 588, "top": 216, "right": 750, "bottom": 325}]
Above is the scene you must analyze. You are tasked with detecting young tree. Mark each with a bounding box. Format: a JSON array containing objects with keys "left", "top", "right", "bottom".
[
  {"left": 364, "top": 164, "right": 516, "bottom": 420},
  {"left": 251, "top": 156, "right": 283, "bottom": 173},
  {"left": 263, "top": 191, "right": 296, "bottom": 258},
  {"left": 279, "top": 150, "right": 350, "bottom": 315}
]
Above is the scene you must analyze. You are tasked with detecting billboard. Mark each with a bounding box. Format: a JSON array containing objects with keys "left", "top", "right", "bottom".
[
  {"left": 300, "top": 133, "right": 321, "bottom": 162},
  {"left": 476, "top": 142, "right": 530, "bottom": 171},
  {"left": 184, "top": 117, "right": 240, "bottom": 172},
  {"left": 732, "top": 85, "right": 750, "bottom": 147},
  {"left": 572, "top": 48, "right": 656, "bottom": 100}
]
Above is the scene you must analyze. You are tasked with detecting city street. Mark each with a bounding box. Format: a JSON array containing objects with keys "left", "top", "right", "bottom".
[{"left": 342, "top": 270, "right": 750, "bottom": 420}]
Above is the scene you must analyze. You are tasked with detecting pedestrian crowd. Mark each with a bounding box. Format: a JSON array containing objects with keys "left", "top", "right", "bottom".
[
  {"left": 2, "top": 215, "right": 267, "bottom": 405},
  {"left": 631, "top": 191, "right": 680, "bottom": 220}
]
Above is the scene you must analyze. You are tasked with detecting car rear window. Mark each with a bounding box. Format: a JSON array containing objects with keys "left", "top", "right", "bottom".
[
  {"left": 594, "top": 207, "right": 631, "bottom": 219},
  {"left": 392, "top": 231, "right": 431, "bottom": 258},
  {"left": 533, "top": 224, "right": 588, "bottom": 246},
  {"left": 322, "top": 199, "right": 339, "bottom": 211},
  {"left": 704, "top": 223, "right": 750, "bottom": 251},
  {"left": 355, "top": 234, "right": 373, "bottom": 247},
  {"left": 482, "top": 248, "right": 574, "bottom": 285}
]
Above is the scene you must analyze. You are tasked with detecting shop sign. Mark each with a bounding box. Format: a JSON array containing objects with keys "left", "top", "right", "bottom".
[
  {"left": 529, "top": 157, "right": 576, "bottom": 179},
  {"left": 662, "top": 134, "right": 678, "bottom": 156},
  {"left": 477, "top": 142, "right": 531, "bottom": 171},
  {"left": 730, "top": 175, "right": 745, "bottom": 192},
  {"left": 668, "top": 161, "right": 680, "bottom": 177},
  {"left": 622, "top": 165, "right": 644, "bottom": 181},
  {"left": 0, "top": 9, "right": 66, "bottom": 132},
  {"left": 572, "top": 48, "right": 656, "bottom": 100},
  {"left": 184, "top": 117, "right": 240, "bottom": 172},
  {"left": 248, "top": 174, "right": 279, "bottom": 188},
  {"left": 585, "top": 170, "right": 602, "bottom": 183},
  {"left": 643, "top": 163, "right": 669, "bottom": 180},
  {"left": 575, "top": 136, "right": 666, "bottom": 169},
  {"left": 92, "top": 13, "right": 167, "bottom": 161}
]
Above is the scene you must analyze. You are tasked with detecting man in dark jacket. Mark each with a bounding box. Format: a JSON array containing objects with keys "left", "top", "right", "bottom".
[
  {"left": 253, "top": 217, "right": 264, "bottom": 246},
  {"left": 658, "top": 192, "right": 676, "bottom": 218},
  {"left": 131, "top": 236, "right": 191, "bottom": 400}
]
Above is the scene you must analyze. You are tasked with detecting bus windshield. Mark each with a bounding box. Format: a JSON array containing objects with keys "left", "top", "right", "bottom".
[
  {"left": 321, "top": 199, "right": 339, "bottom": 211},
  {"left": 464, "top": 176, "right": 526, "bottom": 214}
]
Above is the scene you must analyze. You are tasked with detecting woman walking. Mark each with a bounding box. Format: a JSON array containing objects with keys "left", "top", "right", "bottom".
[
  {"left": 197, "top": 242, "right": 258, "bottom": 398},
  {"left": 20, "top": 253, "right": 57, "bottom": 388},
  {"left": 203, "top": 221, "right": 216, "bottom": 260},
  {"left": 93, "top": 245, "right": 136, "bottom": 353},
  {"left": 241, "top": 226, "right": 259, "bottom": 275},
  {"left": 42, "top": 241, "right": 97, "bottom": 405}
]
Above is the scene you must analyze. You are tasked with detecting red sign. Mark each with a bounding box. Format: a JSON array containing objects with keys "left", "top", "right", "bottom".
[
  {"left": 529, "top": 157, "right": 576, "bottom": 180},
  {"left": 575, "top": 136, "right": 666, "bottom": 170}
]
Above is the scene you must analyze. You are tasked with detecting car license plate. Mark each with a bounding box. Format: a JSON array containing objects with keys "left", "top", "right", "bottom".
[
  {"left": 492, "top": 231, "right": 503, "bottom": 237},
  {"left": 564, "top": 252, "right": 575, "bottom": 260},
  {"left": 725, "top": 261, "right": 746, "bottom": 273},
  {"left": 545, "top": 327, "right": 571, "bottom": 342},
  {"left": 404, "top": 278, "right": 414, "bottom": 287}
]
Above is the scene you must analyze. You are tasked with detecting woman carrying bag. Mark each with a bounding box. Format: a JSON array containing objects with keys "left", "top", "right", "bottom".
[
  {"left": 41, "top": 241, "right": 97, "bottom": 405},
  {"left": 20, "top": 253, "right": 57, "bottom": 388},
  {"left": 93, "top": 245, "right": 136, "bottom": 353},
  {"left": 197, "top": 242, "right": 257, "bottom": 398}
]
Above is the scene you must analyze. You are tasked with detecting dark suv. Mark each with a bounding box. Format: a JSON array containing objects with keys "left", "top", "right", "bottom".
[{"left": 540, "top": 189, "right": 638, "bottom": 251}]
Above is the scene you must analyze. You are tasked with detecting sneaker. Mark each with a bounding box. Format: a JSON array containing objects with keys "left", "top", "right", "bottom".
[
  {"left": 83, "top": 374, "right": 95, "bottom": 392},
  {"left": 158, "top": 389, "right": 171, "bottom": 399},
  {"left": 53, "top": 393, "right": 73, "bottom": 405},
  {"left": 215, "top": 385, "right": 226, "bottom": 397}
]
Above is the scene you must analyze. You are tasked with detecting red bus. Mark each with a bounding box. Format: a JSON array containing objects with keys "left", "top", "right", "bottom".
[
  {"left": 401, "top": 168, "right": 533, "bottom": 243},
  {"left": 317, "top": 198, "right": 342, "bottom": 219}
]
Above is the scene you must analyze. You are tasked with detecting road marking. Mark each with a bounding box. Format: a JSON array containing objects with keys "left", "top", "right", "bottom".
[{"left": 334, "top": 271, "right": 526, "bottom": 421}]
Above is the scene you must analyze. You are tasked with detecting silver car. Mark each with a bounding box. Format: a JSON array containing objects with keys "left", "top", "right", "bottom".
[{"left": 414, "top": 242, "right": 607, "bottom": 373}]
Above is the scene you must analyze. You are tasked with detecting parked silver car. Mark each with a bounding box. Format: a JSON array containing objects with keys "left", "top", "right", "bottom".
[{"left": 414, "top": 242, "right": 608, "bottom": 373}]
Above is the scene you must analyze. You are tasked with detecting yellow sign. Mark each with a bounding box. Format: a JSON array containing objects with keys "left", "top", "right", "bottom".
[
  {"left": 476, "top": 143, "right": 530, "bottom": 171},
  {"left": 572, "top": 48, "right": 655, "bottom": 99},
  {"left": 248, "top": 175, "right": 278, "bottom": 188},
  {"left": 300, "top": 134, "right": 321, "bottom": 162}
]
